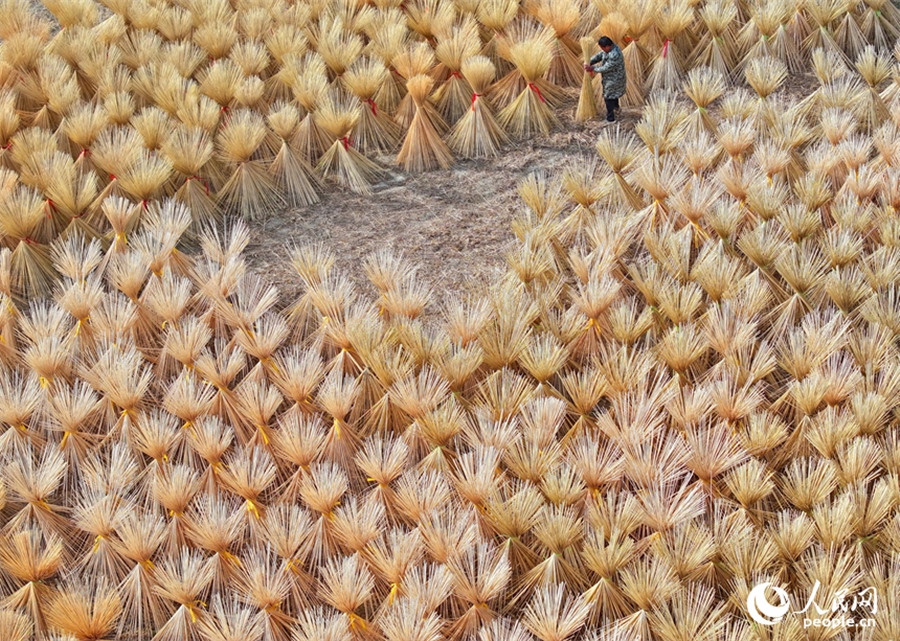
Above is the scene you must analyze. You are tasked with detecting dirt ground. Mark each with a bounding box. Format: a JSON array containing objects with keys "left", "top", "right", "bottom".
[
  {"left": 243, "top": 71, "right": 823, "bottom": 306},
  {"left": 244, "top": 89, "right": 642, "bottom": 306}
]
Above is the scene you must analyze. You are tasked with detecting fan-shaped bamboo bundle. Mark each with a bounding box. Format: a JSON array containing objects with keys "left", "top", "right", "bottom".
[
  {"left": 216, "top": 108, "right": 283, "bottom": 220},
  {"left": 368, "top": 20, "right": 409, "bottom": 116},
  {"left": 737, "top": 0, "right": 786, "bottom": 66},
  {"left": 804, "top": 0, "right": 854, "bottom": 62},
  {"left": 860, "top": 0, "right": 900, "bottom": 50},
  {"left": 392, "top": 42, "right": 437, "bottom": 131},
  {"left": 646, "top": 0, "right": 694, "bottom": 93},
  {"left": 406, "top": 0, "right": 457, "bottom": 42},
  {"left": 291, "top": 54, "right": 333, "bottom": 163},
  {"left": 267, "top": 102, "right": 323, "bottom": 208},
  {"left": 397, "top": 75, "right": 454, "bottom": 172},
  {"left": 576, "top": 37, "right": 598, "bottom": 122},
  {"left": 162, "top": 125, "right": 220, "bottom": 226},
  {"left": 617, "top": 0, "right": 659, "bottom": 106},
  {"left": 318, "top": 16, "right": 365, "bottom": 82},
  {"left": 315, "top": 92, "right": 384, "bottom": 194},
  {"left": 683, "top": 66, "right": 726, "bottom": 136},
  {"left": 433, "top": 22, "right": 482, "bottom": 125},
  {"left": 476, "top": 0, "right": 520, "bottom": 76},
  {"left": 0, "top": 184, "right": 56, "bottom": 296},
  {"left": 534, "top": 0, "right": 584, "bottom": 88},
  {"left": 854, "top": 45, "right": 893, "bottom": 131},
  {"left": 691, "top": 0, "right": 738, "bottom": 81},
  {"left": 59, "top": 102, "right": 108, "bottom": 177},
  {"left": 498, "top": 37, "right": 560, "bottom": 138},
  {"left": 343, "top": 57, "right": 401, "bottom": 154},
  {"left": 449, "top": 56, "right": 508, "bottom": 158}
]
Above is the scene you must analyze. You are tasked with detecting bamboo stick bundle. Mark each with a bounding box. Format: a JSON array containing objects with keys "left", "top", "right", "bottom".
[
  {"left": 157, "top": 4, "right": 193, "bottom": 41},
  {"left": 0, "top": 184, "right": 57, "bottom": 296},
  {"left": 498, "top": 37, "right": 560, "bottom": 138},
  {"left": 267, "top": 102, "right": 323, "bottom": 207},
  {"left": 0, "top": 529, "right": 64, "bottom": 638},
  {"left": 0, "top": 91, "right": 19, "bottom": 171},
  {"left": 682, "top": 66, "right": 725, "bottom": 136},
  {"left": 433, "top": 22, "right": 482, "bottom": 125},
  {"left": 88, "top": 125, "right": 144, "bottom": 210},
  {"left": 216, "top": 108, "right": 283, "bottom": 220},
  {"left": 737, "top": 0, "right": 782, "bottom": 66},
  {"left": 343, "top": 57, "right": 401, "bottom": 154},
  {"left": 59, "top": 102, "right": 108, "bottom": 177},
  {"left": 854, "top": 45, "right": 893, "bottom": 132},
  {"left": 392, "top": 42, "right": 437, "bottom": 131},
  {"left": 690, "top": 0, "right": 738, "bottom": 82},
  {"left": 198, "top": 59, "right": 243, "bottom": 114},
  {"left": 534, "top": 0, "right": 584, "bottom": 88},
  {"left": 645, "top": 0, "right": 695, "bottom": 93},
  {"left": 315, "top": 91, "right": 384, "bottom": 194},
  {"left": 290, "top": 54, "right": 333, "bottom": 163},
  {"left": 132, "top": 107, "right": 172, "bottom": 154},
  {"left": 448, "top": 55, "right": 508, "bottom": 158},
  {"left": 804, "top": 0, "right": 853, "bottom": 62},
  {"left": 161, "top": 125, "right": 220, "bottom": 226},
  {"left": 617, "top": 0, "right": 660, "bottom": 106},
  {"left": 859, "top": 0, "right": 900, "bottom": 51},
  {"left": 594, "top": 127, "right": 646, "bottom": 209},
  {"left": 397, "top": 74, "right": 454, "bottom": 172},
  {"left": 22, "top": 55, "right": 82, "bottom": 130},
  {"left": 406, "top": 0, "right": 457, "bottom": 43},
  {"left": 744, "top": 56, "right": 788, "bottom": 122},
  {"left": 834, "top": 0, "right": 870, "bottom": 61},
  {"left": 117, "top": 150, "right": 173, "bottom": 214},
  {"left": 368, "top": 20, "right": 409, "bottom": 116},
  {"left": 318, "top": 24, "right": 365, "bottom": 88},
  {"left": 575, "top": 37, "right": 598, "bottom": 122},
  {"left": 475, "top": 0, "right": 520, "bottom": 77}
]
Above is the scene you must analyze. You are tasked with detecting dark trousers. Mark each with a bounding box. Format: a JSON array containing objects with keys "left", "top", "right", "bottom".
[{"left": 604, "top": 97, "right": 620, "bottom": 121}]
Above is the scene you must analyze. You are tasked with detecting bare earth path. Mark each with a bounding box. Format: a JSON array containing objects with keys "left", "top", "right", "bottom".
[{"left": 244, "top": 93, "right": 637, "bottom": 304}]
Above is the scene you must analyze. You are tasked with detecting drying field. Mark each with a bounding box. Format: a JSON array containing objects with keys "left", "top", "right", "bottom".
[{"left": 1, "top": 0, "right": 900, "bottom": 641}]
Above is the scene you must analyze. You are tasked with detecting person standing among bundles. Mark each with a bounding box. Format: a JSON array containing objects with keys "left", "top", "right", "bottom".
[{"left": 584, "top": 36, "right": 626, "bottom": 123}]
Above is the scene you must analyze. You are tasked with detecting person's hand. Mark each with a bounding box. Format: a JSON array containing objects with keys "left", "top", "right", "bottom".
[{"left": 583, "top": 64, "right": 592, "bottom": 71}]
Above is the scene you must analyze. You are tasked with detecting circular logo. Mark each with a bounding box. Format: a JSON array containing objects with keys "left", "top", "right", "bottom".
[{"left": 747, "top": 583, "right": 791, "bottom": 625}]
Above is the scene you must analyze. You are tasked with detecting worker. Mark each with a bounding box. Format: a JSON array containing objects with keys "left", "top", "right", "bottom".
[{"left": 584, "top": 36, "right": 626, "bottom": 123}]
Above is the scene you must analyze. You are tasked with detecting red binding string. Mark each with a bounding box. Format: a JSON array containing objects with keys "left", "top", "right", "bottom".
[
  {"left": 78, "top": 148, "right": 90, "bottom": 158},
  {"left": 0, "top": 141, "right": 11, "bottom": 150},
  {"left": 22, "top": 237, "right": 37, "bottom": 245},
  {"left": 363, "top": 98, "right": 378, "bottom": 116},
  {"left": 341, "top": 136, "right": 352, "bottom": 150},
  {"left": 527, "top": 82, "right": 546, "bottom": 104},
  {"left": 471, "top": 92, "right": 481, "bottom": 110},
  {"left": 662, "top": 39, "right": 671, "bottom": 57},
  {"left": 450, "top": 71, "right": 462, "bottom": 78},
  {"left": 109, "top": 174, "right": 117, "bottom": 181}
]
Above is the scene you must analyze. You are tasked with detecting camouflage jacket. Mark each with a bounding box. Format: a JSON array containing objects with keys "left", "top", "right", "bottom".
[{"left": 589, "top": 45, "right": 627, "bottom": 99}]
